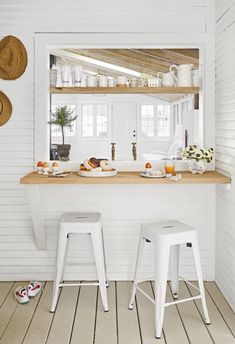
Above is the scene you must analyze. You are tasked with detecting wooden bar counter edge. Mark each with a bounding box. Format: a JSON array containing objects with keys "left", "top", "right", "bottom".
[{"left": 20, "top": 171, "right": 231, "bottom": 185}]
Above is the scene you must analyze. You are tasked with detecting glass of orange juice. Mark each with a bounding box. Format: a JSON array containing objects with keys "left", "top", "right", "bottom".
[{"left": 165, "top": 159, "right": 175, "bottom": 175}]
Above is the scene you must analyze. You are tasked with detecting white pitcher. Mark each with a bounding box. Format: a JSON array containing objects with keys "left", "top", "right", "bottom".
[
  {"left": 98, "top": 75, "right": 108, "bottom": 87},
  {"left": 170, "top": 64, "right": 193, "bottom": 87},
  {"left": 157, "top": 71, "right": 175, "bottom": 87}
]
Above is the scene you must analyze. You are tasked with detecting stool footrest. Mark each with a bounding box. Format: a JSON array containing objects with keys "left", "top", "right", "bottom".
[
  {"left": 135, "top": 284, "right": 155, "bottom": 304},
  {"left": 165, "top": 294, "right": 201, "bottom": 307},
  {"left": 59, "top": 282, "right": 99, "bottom": 287}
]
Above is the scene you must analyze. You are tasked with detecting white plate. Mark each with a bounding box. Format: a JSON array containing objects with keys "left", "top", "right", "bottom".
[
  {"left": 78, "top": 170, "right": 117, "bottom": 177},
  {"left": 140, "top": 172, "right": 166, "bottom": 178}
]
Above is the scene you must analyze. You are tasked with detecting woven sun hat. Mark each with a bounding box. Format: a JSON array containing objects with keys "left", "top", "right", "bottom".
[
  {"left": 0, "top": 90, "right": 12, "bottom": 126},
  {"left": 0, "top": 35, "right": 27, "bottom": 80}
]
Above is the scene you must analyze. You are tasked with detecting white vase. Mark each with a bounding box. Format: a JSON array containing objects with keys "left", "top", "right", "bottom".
[{"left": 188, "top": 159, "right": 206, "bottom": 174}]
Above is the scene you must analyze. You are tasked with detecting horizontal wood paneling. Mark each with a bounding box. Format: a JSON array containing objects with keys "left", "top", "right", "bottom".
[
  {"left": 0, "top": 0, "right": 207, "bottom": 33},
  {"left": 215, "top": 0, "right": 235, "bottom": 312}
]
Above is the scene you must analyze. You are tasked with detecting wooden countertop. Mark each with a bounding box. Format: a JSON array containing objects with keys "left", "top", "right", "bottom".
[{"left": 20, "top": 171, "right": 230, "bottom": 185}]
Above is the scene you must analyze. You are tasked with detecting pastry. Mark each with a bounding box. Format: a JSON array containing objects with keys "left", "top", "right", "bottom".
[
  {"left": 100, "top": 160, "right": 112, "bottom": 171},
  {"left": 90, "top": 157, "right": 99, "bottom": 168},
  {"left": 83, "top": 159, "right": 92, "bottom": 170}
]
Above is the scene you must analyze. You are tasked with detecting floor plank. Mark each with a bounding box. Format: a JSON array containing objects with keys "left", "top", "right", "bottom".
[
  {"left": 116, "top": 281, "right": 141, "bottom": 344},
  {"left": 70, "top": 283, "right": 97, "bottom": 344},
  {"left": 163, "top": 283, "right": 189, "bottom": 344},
  {"left": 46, "top": 286, "right": 78, "bottom": 344},
  {"left": 187, "top": 282, "right": 235, "bottom": 344},
  {"left": 205, "top": 282, "right": 235, "bottom": 336},
  {"left": 0, "top": 281, "right": 233, "bottom": 344},
  {"left": 0, "top": 282, "right": 14, "bottom": 307},
  {"left": 136, "top": 282, "right": 166, "bottom": 344},
  {"left": 95, "top": 282, "right": 117, "bottom": 344},
  {"left": 0, "top": 282, "right": 25, "bottom": 339},
  {"left": 22, "top": 282, "right": 54, "bottom": 344},
  {"left": 0, "top": 282, "right": 44, "bottom": 344},
  {"left": 175, "top": 282, "right": 213, "bottom": 344}
]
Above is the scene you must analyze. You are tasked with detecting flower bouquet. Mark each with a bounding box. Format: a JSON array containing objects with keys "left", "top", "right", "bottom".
[{"left": 182, "top": 144, "right": 214, "bottom": 174}]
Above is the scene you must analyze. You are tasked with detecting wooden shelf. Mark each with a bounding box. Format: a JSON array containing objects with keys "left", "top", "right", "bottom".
[
  {"left": 20, "top": 171, "right": 230, "bottom": 185},
  {"left": 50, "top": 86, "right": 199, "bottom": 95}
]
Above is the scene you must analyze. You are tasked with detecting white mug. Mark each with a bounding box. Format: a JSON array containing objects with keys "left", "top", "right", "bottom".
[
  {"left": 98, "top": 75, "right": 108, "bottom": 87},
  {"left": 87, "top": 75, "right": 97, "bottom": 87},
  {"left": 117, "top": 75, "right": 128, "bottom": 86},
  {"left": 157, "top": 71, "right": 175, "bottom": 87},
  {"left": 192, "top": 69, "right": 199, "bottom": 87},
  {"left": 129, "top": 78, "right": 138, "bottom": 87}
]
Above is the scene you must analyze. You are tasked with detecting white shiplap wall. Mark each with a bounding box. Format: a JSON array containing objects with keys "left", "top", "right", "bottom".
[
  {"left": 0, "top": 0, "right": 216, "bottom": 281},
  {"left": 215, "top": 0, "right": 235, "bottom": 311}
]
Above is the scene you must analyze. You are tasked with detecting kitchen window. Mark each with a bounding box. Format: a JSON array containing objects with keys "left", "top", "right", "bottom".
[
  {"left": 82, "top": 104, "right": 108, "bottom": 138},
  {"left": 141, "top": 104, "right": 170, "bottom": 138}
]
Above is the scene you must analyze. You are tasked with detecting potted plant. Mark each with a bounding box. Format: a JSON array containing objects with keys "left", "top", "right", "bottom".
[
  {"left": 49, "top": 105, "right": 77, "bottom": 161},
  {"left": 183, "top": 144, "right": 214, "bottom": 174}
]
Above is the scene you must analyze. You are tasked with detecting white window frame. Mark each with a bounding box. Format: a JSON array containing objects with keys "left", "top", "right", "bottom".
[
  {"left": 139, "top": 103, "right": 172, "bottom": 141},
  {"left": 80, "top": 103, "right": 109, "bottom": 140},
  {"left": 35, "top": 33, "right": 210, "bottom": 164}
]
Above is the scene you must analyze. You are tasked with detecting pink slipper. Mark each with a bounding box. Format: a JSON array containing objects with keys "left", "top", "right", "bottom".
[
  {"left": 15, "top": 287, "right": 29, "bottom": 304},
  {"left": 25, "top": 281, "right": 42, "bottom": 298}
]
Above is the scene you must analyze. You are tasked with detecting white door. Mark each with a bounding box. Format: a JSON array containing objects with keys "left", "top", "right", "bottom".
[{"left": 112, "top": 102, "right": 137, "bottom": 160}]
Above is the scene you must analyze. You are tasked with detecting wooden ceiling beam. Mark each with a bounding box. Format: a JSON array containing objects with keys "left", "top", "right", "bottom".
[
  {"left": 67, "top": 49, "right": 169, "bottom": 75},
  {"left": 132, "top": 49, "right": 199, "bottom": 67}
]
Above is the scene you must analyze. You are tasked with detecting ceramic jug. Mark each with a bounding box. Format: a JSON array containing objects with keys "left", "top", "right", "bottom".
[
  {"left": 170, "top": 64, "right": 193, "bottom": 87},
  {"left": 117, "top": 75, "right": 128, "bottom": 86},
  {"left": 87, "top": 74, "right": 97, "bottom": 87},
  {"left": 157, "top": 71, "right": 175, "bottom": 87},
  {"left": 98, "top": 75, "right": 108, "bottom": 87}
]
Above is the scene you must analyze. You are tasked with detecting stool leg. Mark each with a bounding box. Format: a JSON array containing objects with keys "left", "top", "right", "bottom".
[
  {"left": 91, "top": 231, "right": 109, "bottom": 312},
  {"left": 128, "top": 236, "right": 146, "bottom": 310},
  {"left": 155, "top": 243, "right": 170, "bottom": 339},
  {"left": 51, "top": 231, "right": 68, "bottom": 312},
  {"left": 192, "top": 238, "right": 211, "bottom": 325},
  {"left": 170, "top": 245, "right": 180, "bottom": 299},
  {"left": 101, "top": 227, "right": 109, "bottom": 287}
]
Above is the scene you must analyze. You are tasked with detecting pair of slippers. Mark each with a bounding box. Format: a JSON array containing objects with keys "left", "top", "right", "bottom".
[{"left": 15, "top": 281, "right": 42, "bottom": 304}]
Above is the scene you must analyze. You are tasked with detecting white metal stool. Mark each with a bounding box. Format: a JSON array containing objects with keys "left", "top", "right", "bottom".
[
  {"left": 129, "top": 220, "right": 210, "bottom": 339},
  {"left": 51, "top": 212, "right": 109, "bottom": 312}
]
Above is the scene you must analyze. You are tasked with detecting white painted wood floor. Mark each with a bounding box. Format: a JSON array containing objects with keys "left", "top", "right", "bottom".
[{"left": 0, "top": 281, "right": 234, "bottom": 344}]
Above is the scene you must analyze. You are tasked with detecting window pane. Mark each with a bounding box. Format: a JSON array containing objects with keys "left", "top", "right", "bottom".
[
  {"left": 157, "top": 105, "right": 170, "bottom": 137},
  {"left": 82, "top": 104, "right": 94, "bottom": 137},
  {"left": 97, "top": 104, "right": 108, "bottom": 138},
  {"left": 141, "top": 105, "right": 154, "bottom": 137}
]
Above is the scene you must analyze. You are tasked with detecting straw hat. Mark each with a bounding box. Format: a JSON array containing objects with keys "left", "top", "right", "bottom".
[
  {"left": 0, "top": 91, "right": 12, "bottom": 126},
  {"left": 0, "top": 35, "right": 27, "bottom": 80}
]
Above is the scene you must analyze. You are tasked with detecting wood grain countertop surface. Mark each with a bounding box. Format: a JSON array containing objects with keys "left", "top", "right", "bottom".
[{"left": 20, "top": 171, "right": 231, "bottom": 185}]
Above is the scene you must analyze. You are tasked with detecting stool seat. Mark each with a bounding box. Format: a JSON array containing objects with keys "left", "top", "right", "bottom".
[
  {"left": 129, "top": 219, "right": 210, "bottom": 339},
  {"left": 51, "top": 212, "right": 108, "bottom": 313},
  {"left": 142, "top": 220, "right": 195, "bottom": 244},
  {"left": 61, "top": 212, "right": 101, "bottom": 224}
]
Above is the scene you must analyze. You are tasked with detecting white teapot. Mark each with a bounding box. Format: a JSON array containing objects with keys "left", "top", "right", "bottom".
[{"left": 170, "top": 64, "right": 193, "bottom": 87}]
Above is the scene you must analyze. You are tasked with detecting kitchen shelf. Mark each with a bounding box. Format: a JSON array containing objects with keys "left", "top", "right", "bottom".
[{"left": 50, "top": 86, "right": 199, "bottom": 95}]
